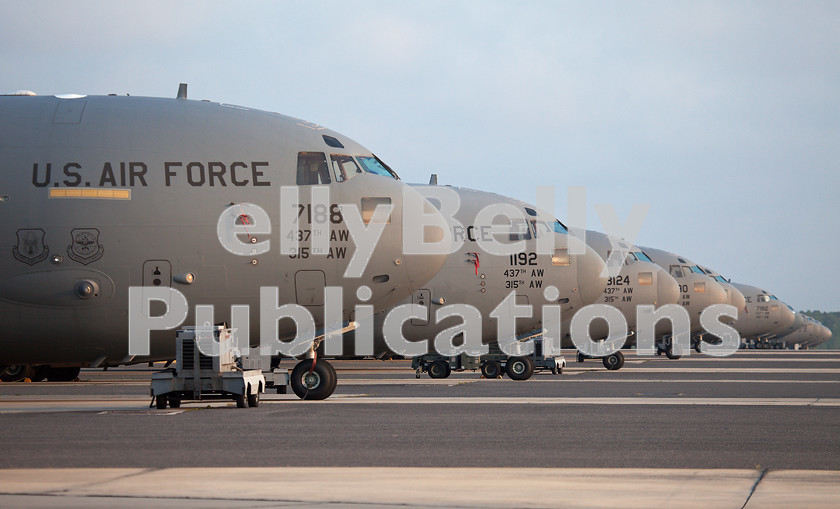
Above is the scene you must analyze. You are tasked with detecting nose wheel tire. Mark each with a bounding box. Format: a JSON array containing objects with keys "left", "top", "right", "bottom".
[
  {"left": 505, "top": 356, "right": 534, "bottom": 380},
  {"left": 665, "top": 346, "right": 681, "bottom": 360},
  {"left": 602, "top": 352, "right": 625, "bottom": 370},
  {"left": 290, "top": 359, "right": 337, "bottom": 400},
  {"left": 428, "top": 361, "right": 451, "bottom": 379},
  {"left": 480, "top": 361, "right": 502, "bottom": 379}
]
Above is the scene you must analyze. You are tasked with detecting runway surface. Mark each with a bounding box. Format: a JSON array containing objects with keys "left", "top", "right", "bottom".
[{"left": 1, "top": 350, "right": 838, "bottom": 507}]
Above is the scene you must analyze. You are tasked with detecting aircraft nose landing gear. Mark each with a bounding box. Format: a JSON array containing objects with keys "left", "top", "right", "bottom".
[
  {"left": 576, "top": 351, "right": 625, "bottom": 371},
  {"left": 290, "top": 358, "right": 337, "bottom": 400}
]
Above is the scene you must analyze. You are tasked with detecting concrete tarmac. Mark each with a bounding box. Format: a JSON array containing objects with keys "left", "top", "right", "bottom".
[{"left": 0, "top": 350, "right": 838, "bottom": 507}]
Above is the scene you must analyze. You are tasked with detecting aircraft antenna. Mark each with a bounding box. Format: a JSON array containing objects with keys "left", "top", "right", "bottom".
[{"left": 177, "top": 83, "right": 188, "bottom": 100}]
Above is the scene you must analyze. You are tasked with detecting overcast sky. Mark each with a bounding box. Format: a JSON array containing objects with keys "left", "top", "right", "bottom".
[{"left": 2, "top": 1, "right": 838, "bottom": 310}]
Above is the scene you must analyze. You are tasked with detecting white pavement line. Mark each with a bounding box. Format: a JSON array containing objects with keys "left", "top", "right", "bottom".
[
  {"left": 0, "top": 467, "right": 766, "bottom": 509},
  {"left": 567, "top": 368, "right": 840, "bottom": 373},
  {"left": 339, "top": 378, "right": 840, "bottom": 384},
  {"left": 337, "top": 379, "right": 481, "bottom": 385},
  {"left": 307, "top": 397, "right": 840, "bottom": 406}
]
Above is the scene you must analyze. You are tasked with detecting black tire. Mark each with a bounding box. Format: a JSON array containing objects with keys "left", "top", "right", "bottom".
[
  {"left": 576, "top": 351, "right": 586, "bottom": 363},
  {"left": 505, "top": 356, "right": 534, "bottom": 380},
  {"left": 290, "top": 359, "right": 337, "bottom": 400},
  {"left": 248, "top": 391, "right": 260, "bottom": 408},
  {"left": 322, "top": 360, "right": 338, "bottom": 395},
  {"left": 665, "top": 345, "right": 681, "bottom": 360},
  {"left": 480, "top": 361, "right": 502, "bottom": 379},
  {"left": 46, "top": 367, "right": 81, "bottom": 382},
  {"left": 1, "top": 365, "right": 32, "bottom": 382},
  {"left": 155, "top": 395, "right": 168, "bottom": 409},
  {"left": 602, "top": 352, "right": 624, "bottom": 370},
  {"left": 428, "top": 361, "right": 451, "bottom": 379},
  {"left": 168, "top": 395, "right": 181, "bottom": 408},
  {"left": 234, "top": 393, "right": 247, "bottom": 408}
]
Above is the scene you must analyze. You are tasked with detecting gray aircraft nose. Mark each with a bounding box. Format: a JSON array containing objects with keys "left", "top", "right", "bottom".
[
  {"left": 576, "top": 243, "right": 608, "bottom": 306},
  {"left": 399, "top": 204, "right": 450, "bottom": 291},
  {"left": 656, "top": 270, "right": 680, "bottom": 306},
  {"left": 707, "top": 280, "right": 728, "bottom": 307},
  {"left": 775, "top": 303, "right": 796, "bottom": 333},
  {"left": 727, "top": 284, "right": 746, "bottom": 314}
]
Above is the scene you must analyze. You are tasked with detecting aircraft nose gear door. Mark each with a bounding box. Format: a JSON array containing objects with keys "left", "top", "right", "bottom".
[
  {"left": 142, "top": 260, "right": 172, "bottom": 315},
  {"left": 411, "top": 289, "right": 431, "bottom": 326}
]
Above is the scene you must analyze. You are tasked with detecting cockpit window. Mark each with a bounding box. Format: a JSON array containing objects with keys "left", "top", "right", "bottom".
[
  {"left": 714, "top": 275, "right": 728, "bottom": 283},
  {"left": 669, "top": 265, "right": 684, "bottom": 278},
  {"left": 509, "top": 219, "right": 533, "bottom": 241},
  {"left": 330, "top": 154, "right": 362, "bottom": 182},
  {"left": 296, "top": 152, "right": 331, "bottom": 185},
  {"left": 770, "top": 295, "right": 779, "bottom": 301},
  {"left": 635, "top": 251, "right": 653, "bottom": 262},
  {"left": 689, "top": 266, "right": 704, "bottom": 274},
  {"left": 356, "top": 155, "right": 399, "bottom": 179},
  {"left": 552, "top": 220, "right": 568, "bottom": 234},
  {"left": 322, "top": 135, "right": 344, "bottom": 148},
  {"left": 757, "top": 295, "right": 770, "bottom": 303}
]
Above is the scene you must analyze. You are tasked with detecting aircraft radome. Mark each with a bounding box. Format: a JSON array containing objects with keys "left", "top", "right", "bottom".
[{"left": 0, "top": 86, "right": 449, "bottom": 399}]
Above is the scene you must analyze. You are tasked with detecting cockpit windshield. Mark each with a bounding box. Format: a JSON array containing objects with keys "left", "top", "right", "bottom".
[
  {"left": 634, "top": 251, "right": 652, "bottom": 262},
  {"left": 526, "top": 220, "right": 567, "bottom": 239},
  {"left": 714, "top": 275, "right": 728, "bottom": 283},
  {"left": 689, "top": 266, "right": 704, "bottom": 274},
  {"left": 356, "top": 155, "right": 399, "bottom": 179},
  {"left": 330, "top": 154, "right": 363, "bottom": 182}
]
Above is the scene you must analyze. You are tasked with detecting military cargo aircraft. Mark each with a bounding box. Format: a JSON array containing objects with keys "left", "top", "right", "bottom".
[
  {"left": 336, "top": 184, "right": 608, "bottom": 380},
  {"left": 775, "top": 314, "right": 831, "bottom": 349},
  {"left": 573, "top": 231, "right": 681, "bottom": 369},
  {"left": 638, "top": 247, "right": 732, "bottom": 357},
  {"left": 0, "top": 87, "right": 449, "bottom": 399},
  {"left": 730, "top": 283, "right": 797, "bottom": 349}
]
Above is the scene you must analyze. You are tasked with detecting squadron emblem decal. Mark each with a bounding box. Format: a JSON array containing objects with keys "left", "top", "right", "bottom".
[
  {"left": 12, "top": 228, "right": 49, "bottom": 265},
  {"left": 67, "top": 228, "right": 104, "bottom": 265}
]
